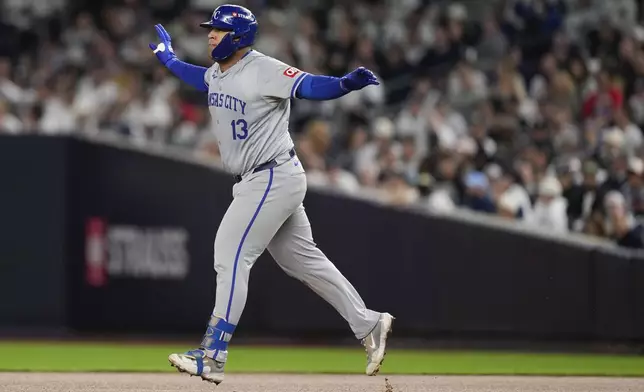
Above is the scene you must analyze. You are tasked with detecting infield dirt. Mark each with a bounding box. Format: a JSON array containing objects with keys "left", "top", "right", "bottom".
[{"left": 1, "top": 373, "right": 644, "bottom": 392}]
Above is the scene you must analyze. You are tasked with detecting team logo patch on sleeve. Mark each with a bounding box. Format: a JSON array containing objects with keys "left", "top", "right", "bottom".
[{"left": 283, "top": 67, "right": 300, "bottom": 78}]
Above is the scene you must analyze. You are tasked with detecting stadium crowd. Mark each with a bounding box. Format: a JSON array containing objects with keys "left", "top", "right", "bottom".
[{"left": 2, "top": 0, "right": 644, "bottom": 248}]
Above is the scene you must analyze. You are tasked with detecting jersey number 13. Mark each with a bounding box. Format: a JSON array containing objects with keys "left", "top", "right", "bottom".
[{"left": 231, "top": 119, "right": 248, "bottom": 140}]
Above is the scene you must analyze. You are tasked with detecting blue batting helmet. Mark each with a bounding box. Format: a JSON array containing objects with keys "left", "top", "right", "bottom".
[{"left": 200, "top": 4, "right": 258, "bottom": 61}]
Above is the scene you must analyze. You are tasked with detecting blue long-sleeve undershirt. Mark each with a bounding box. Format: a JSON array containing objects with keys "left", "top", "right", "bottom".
[
  {"left": 164, "top": 59, "right": 349, "bottom": 100},
  {"left": 295, "top": 74, "right": 349, "bottom": 101},
  {"left": 166, "top": 58, "right": 208, "bottom": 92}
]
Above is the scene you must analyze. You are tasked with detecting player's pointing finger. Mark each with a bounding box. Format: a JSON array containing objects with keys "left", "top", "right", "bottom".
[
  {"left": 161, "top": 26, "right": 172, "bottom": 42},
  {"left": 154, "top": 24, "right": 165, "bottom": 40},
  {"left": 155, "top": 24, "right": 171, "bottom": 42}
]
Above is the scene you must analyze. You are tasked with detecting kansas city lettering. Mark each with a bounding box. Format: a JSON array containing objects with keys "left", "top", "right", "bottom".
[{"left": 208, "top": 93, "right": 246, "bottom": 115}]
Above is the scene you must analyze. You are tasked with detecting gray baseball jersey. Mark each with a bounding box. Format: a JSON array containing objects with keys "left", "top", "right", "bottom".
[
  {"left": 198, "top": 50, "right": 382, "bottom": 364},
  {"left": 204, "top": 50, "right": 307, "bottom": 175}
]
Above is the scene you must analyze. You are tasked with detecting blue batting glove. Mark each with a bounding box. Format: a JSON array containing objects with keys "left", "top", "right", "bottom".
[
  {"left": 149, "top": 24, "right": 177, "bottom": 67},
  {"left": 340, "top": 67, "right": 380, "bottom": 91}
]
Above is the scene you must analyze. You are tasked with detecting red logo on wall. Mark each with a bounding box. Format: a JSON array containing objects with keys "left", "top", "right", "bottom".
[
  {"left": 85, "top": 217, "right": 107, "bottom": 287},
  {"left": 283, "top": 67, "right": 300, "bottom": 78}
]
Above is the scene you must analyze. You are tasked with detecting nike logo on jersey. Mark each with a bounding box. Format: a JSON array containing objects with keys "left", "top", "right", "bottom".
[{"left": 208, "top": 93, "right": 246, "bottom": 115}]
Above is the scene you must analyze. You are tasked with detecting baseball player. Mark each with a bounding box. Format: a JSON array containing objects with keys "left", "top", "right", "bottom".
[{"left": 149, "top": 4, "right": 394, "bottom": 385}]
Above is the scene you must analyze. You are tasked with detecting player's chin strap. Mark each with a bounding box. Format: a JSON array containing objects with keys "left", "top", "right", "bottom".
[{"left": 199, "top": 316, "right": 236, "bottom": 362}]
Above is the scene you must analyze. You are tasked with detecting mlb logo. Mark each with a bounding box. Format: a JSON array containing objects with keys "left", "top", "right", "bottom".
[
  {"left": 232, "top": 12, "right": 238, "bottom": 17},
  {"left": 283, "top": 67, "right": 300, "bottom": 78}
]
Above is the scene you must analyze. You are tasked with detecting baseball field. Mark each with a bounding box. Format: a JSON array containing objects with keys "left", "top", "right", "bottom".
[{"left": 2, "top": 341, "right": 644, "bottom": 391}]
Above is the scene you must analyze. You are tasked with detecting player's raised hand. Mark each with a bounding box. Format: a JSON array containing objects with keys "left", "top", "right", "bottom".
[
  {"left": 340, "top": 67, "right": 380, "bottom": 91},
  {"left": 149, "top": 24, "right": 177, "bottom": 66}
]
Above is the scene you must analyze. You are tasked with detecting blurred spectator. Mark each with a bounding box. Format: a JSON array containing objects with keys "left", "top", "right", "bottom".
[
  {"left": 172, "top": 106, "right": 212, "bottom": 149},
  {"left": 395, "top": 95, "right": 430, "bottom": 157},
  {"left": 611, "top": 108, "right": 643, "bottom": 155},
  {"left": 551, "top": 107, "right": 581, "bottom": 154},
  {"left": 0, "top": 99, "right": 21, "bottom": 133},
  {"left": 298, "top": 119, "right": 333, "bottom": 179},
  {"left": 461, "top": 171, "right": 496, "bottom": 214},
  {"left": 353, "top": 116, "right": 399, "bottom": 187},
  {"left": 397, "top": 136, "right": 421, "bottom": 185},
  {"left": 38, "top": 77, "right": 78, "bottom": 135},
  {"left": 419, "top": 172, "right": 457, "bottom": 214},
  {"left": 329, "top": 124, "right": 369, "bottom": 175},
  {"left": 592, "top": 127, "right": 626, "bottom": 172},
  {"left": 628, "top": 79, "right": 644, "bottom": 127},
  {"left": 489, "top": 164, "right": 533, "bottom": 221},
  {"left": 61, "top": 12, "right": 98, "bottom": 67},
  {"left": 548, "top": 67, "right": 579, "bottom": 115},
  {"left": 559, "top": 159, "right": 599, "bottom": 232},
  {"left": 428, "top": 96, "right": 468, "bottom": 151},
  {"left": 469, "top": 118, "right": 497, "bottom": 170},
  {"left": 73, "top": 66, "right": 120, "bottom": 134},
  {"left": 0, "top": 57, "right": 33, "bottom": 105},
  {"left": 324, "top": 157, "right": 361, "bottom": 195},
  {"left": 492, "top": 54, "right": 528, "bottom": 106},
  {"left": 418, "top": 26, "right": 461, "bottom": 80},
  {"left": 418, "top": 151, "right": 462, "bottom": 204},
  {"left": 529, "top": 176, "right": 569, "bottom": 234},
  {"left": 447, "top": 49, "right": 488, "bottom": 115},
  {"left": 586, "top": 16, "right": 622, "bottom": 67},
  {"left": 623, "top": 156, "right": 644, "bottom": 218},
  {"left": 379, "top": 169, "right": 420, "bottom": 206},
  {"left": 173, "top": 10, "right": 213, "bottom": 63},
  {"left": 121, "top": 83, "right": 174, "bottom": 146},
  {"left": 581, "top": 69, "right": 623, "bottom": 120},
  {"left": 603, "top": 190, "right": 644, "bottom": 249},
  {"left": 476, "top": 13, "right": 508, "bottom": 76},
  {"left": 529, "top": 52, "right": 560, "bottom": 102},
  {"left": 377, "top": 43, "right": 414, "bottom": 106}
]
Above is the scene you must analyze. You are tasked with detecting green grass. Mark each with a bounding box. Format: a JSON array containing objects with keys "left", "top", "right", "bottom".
[{"left": 1, "top": 342, "right": 644, "bottom": 376}]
